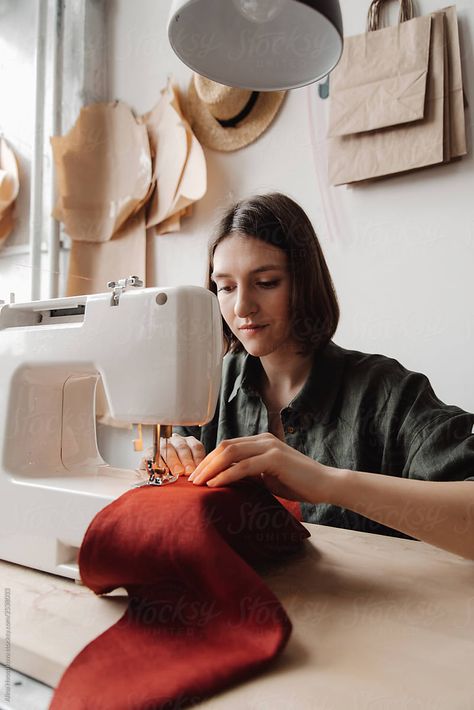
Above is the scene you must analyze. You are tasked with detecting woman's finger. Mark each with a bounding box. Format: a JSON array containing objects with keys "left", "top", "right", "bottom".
[
  {"left": 189, "top": 441, "right": 256, "bottom": 483},
  {"left": 167, "top": 434, "right": 200, "bottom": 474},
  {"left": 204, "top": 453, "right": 270, "bottom": 487},
  {"left": 189, "top": 434, "right": 278, "bottom": 482},
  {"left": 184, "top": 436, "right": 206, "bottom": 468},
  {"left": 159, "top": 439, "right": 184, "bottom": 475},
  {"left": 189, "top": 433, "right": 273, "bottom": 480},
  {"left": 192, "top": 444, "right": 273, "bottom": 485}
]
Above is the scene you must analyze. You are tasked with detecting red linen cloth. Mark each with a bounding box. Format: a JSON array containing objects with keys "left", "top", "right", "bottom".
[
  {"left": 50, "top": 478, "right": 309, "bottom": 710},
  {"left": 276, "top": 497, "right": 302, "bottom": 521}
]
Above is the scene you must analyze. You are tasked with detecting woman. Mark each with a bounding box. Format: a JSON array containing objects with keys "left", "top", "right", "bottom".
[{"left": 167, "top": 193, "right": 474, "bottom": 560}]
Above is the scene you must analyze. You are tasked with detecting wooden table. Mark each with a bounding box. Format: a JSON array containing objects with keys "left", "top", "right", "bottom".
[{"left": 1, "top": 523, "right": 474, "bottom": 709}]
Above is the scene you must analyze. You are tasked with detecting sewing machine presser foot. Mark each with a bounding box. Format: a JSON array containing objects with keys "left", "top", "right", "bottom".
[{"left": 133, "top": 459, "right": 179, "bottom": 487}]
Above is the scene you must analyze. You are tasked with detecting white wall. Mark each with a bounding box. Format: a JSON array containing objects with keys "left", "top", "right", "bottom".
[{"left": 106, "top": 0, "right": 474, "bottom": 412}]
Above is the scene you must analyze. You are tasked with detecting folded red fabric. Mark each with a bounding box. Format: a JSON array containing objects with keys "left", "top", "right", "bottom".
[
  {"left": 50, "top": 478, "right": 309, "bottom": 710},
  {"left": 276, "top": 497, "right": 302, "bottom": 521}
]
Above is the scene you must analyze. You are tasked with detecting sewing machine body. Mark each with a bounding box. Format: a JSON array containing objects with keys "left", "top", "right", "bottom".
[{"left": 0, "top": 285, "right": 223, "bottom": 580}]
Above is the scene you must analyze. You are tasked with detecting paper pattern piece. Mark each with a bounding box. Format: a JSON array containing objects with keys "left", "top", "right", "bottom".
[
  {"left": 0, "top": 138, "right": 19, "bottom": 249},
  {"left": 51, "top": 102, "right": 152, "bottom": 243},
  {"left": 66, "top": 209, "right": 146, "bottom": 299},
  {"left": 142, "top": 83, "right": 188, "bottom": 230},
  {"left": 52, "top": 81, "right": 207, "bottom": 297},
  {"left": 142, "top": 80, "right": 206, "bottom": 236}
]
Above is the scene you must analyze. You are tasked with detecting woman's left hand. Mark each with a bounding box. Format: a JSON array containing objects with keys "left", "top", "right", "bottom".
[{"left": 188, "top": 433, "right": 336, "bottom": 503}]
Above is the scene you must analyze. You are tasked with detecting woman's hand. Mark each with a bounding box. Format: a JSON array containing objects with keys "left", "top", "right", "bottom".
[
  {"left": 140, "top": 434, "right": 206, "bottom": 477},
  {"left": 188, "top": 433, "right": 337, "bottom": 502}
]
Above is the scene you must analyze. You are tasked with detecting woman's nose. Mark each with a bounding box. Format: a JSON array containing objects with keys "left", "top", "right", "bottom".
[{"left": 234, "top": 288, "right": 257, "bottom": 318}]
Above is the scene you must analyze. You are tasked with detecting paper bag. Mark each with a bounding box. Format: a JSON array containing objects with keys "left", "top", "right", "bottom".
[
  {"left": 328, "top": 9, "right": 447, "bottom": 185},
  {"left": 328, "top": 14, "right": 432, "bottom": 137},
  {"left": 442, "top": 5, "right": 467, "bottom": 159}
]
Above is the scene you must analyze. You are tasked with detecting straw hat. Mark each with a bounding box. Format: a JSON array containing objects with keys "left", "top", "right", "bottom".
[{"left": 185, "top": 74, "right": 286, "bottom": 152}]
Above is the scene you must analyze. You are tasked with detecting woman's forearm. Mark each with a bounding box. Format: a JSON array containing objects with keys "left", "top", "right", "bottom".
[{"left": 319, "top": 466, "right": 474, "bottom": 560}]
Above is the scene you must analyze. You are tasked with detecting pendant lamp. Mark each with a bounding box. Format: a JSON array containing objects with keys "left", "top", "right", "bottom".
[{"left": 168, "top": 0, "right": 343, "bottom": 91}]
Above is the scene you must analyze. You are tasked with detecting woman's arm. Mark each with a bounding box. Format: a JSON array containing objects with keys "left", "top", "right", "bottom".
[
  {"left": 325, "top": 468, "right": 474, "bottom": 561},
  {"left": 189, "top": 434, "right": 474, "bottom": 560}
]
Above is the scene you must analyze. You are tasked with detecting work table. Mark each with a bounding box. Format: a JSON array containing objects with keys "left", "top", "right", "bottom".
[{"left": 1, "top": 523, "right": 473, "bottom": 709}]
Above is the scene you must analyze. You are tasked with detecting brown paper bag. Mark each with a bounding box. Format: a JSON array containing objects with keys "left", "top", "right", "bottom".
[
  {"left": 442, "top": 13, "right": 451, "bottom": 162},
  {"left": 442, "top": 5, "right": 467, "bottom": 158},
  {"left": 328, "top": 8, "right": 448, "bottom": 185},
  {"left": 328, "top": 14, "right": 432, "bottom": 137}
]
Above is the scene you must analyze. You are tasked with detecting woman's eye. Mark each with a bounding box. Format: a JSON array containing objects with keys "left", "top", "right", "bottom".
[
  {"left": 217, "top": 285, "right": 234, "bottom": 293},
  {"left": 257, "top": 280, "right": 280, "bottom": 288}
]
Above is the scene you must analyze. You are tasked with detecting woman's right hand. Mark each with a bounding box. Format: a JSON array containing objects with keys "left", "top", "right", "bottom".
[{"left": 139, "top": 433, "right": 206, "bottom": 477}]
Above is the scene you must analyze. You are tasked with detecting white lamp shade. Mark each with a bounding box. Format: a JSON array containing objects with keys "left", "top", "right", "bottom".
[{"left": 168, "top": 0, "right": 343, "bottom": 91}]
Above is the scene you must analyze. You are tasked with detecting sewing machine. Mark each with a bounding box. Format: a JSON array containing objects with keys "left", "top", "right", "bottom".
[{"left": 0, "top": 281, "right": 223, "bottom": 581}]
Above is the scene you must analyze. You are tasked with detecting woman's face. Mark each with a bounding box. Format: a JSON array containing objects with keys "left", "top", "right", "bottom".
[{"left": 211, "top": 234, "right": 294, "bottom": 358}]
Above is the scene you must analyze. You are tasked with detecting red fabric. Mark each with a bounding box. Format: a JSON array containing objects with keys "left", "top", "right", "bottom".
[
  {"left": 50, "top": 478, "right": 309, "bottom": 710},
  {"left": 276, "top": 497, "right": 302, "bottom": 521}
]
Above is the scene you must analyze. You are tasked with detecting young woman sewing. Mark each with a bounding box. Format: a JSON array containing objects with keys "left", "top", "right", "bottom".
[{"left": 167, "top": 193, "right": 474, "bottom": 560}]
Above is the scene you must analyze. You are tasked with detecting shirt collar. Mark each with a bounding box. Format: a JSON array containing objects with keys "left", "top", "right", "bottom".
[
  {"left": 227, "top": 341, "right": 346, "bottom": 419},
  {"left": 228, "top": 352, "right": 261, "bottom": 402}
]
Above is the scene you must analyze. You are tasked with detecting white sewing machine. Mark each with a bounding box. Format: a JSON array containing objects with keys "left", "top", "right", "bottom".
[{"left": 0, "top": 281, "right": 223, "bottom": 581}]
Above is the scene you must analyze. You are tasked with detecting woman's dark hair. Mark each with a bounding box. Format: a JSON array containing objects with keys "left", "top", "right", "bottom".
[{"left": 207, "top": 192, "right": 339, "bottom": 355}]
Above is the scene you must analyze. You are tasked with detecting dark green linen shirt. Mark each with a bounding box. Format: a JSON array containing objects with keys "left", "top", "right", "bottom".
[{"left": 174, "top": 340, "right": 474, "bottom": 539}]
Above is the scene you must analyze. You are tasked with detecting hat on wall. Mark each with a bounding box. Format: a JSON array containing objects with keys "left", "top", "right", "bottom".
[{"left": 185, "top": 74, "right": 286, "bottom": 152}]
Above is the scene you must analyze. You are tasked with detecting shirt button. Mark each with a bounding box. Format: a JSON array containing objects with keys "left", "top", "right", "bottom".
[{"left": 286, "top": 426, "right": 296, "bottom": 434}]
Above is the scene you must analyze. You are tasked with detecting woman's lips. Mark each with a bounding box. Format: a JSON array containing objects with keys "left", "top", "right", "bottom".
[{"left": 239, "top": 325, "right": 268, "bottom": 335}]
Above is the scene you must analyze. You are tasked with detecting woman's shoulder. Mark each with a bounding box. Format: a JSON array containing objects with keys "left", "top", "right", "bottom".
[{"left": 326, "top": 340, "right": 432, "bottom": 401}]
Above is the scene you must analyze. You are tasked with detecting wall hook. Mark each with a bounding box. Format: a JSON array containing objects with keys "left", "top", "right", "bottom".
[{"left": 318, "top": 75, "right": 330, "bottom": 99}]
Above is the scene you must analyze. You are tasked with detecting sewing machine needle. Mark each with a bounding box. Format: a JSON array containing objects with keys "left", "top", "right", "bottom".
[
  {"left": 132, "top": 423, "right": 177, "bottom": 488},
  {"left": 154, "top": 424, "right": 160, "bottom": 464}
]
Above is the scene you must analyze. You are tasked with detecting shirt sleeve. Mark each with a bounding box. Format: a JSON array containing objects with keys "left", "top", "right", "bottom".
[
  {"left": 386, "top": 370, "right": 474, "bottom": 482},
  {"left": 172, "top": 425, "right": 202, "bottom": 439},
  {"left": 172, "top": 397, "right": 221, "bottom": 454}
]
